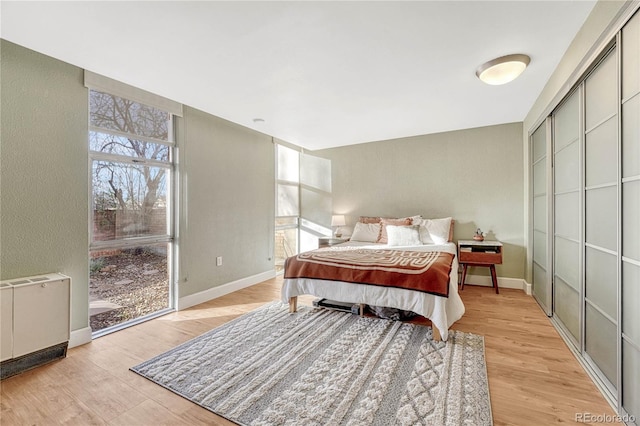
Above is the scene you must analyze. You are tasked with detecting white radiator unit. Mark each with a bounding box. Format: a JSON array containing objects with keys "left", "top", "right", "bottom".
[{"left": 0, "top": 273, "right": 70, "bottom": 379}]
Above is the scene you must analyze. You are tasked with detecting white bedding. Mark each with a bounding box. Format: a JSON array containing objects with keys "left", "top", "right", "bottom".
[{"left": 281, "top": 241, "right": 465, "bottom": 341}]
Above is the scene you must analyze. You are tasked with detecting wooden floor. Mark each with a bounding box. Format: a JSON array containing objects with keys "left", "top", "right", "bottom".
[{"left": 1, "top": 277, "right": 619, "bottom": 425}]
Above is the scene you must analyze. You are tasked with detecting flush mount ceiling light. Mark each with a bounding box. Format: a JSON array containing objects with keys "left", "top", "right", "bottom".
[{"left": 476, "top": 54, "right": 530, "bottom": 85}]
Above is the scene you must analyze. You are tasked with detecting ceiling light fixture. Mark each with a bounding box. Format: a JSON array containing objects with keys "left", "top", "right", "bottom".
[{"left": 476, "top": 54, "right": 530, "bottom": 85}]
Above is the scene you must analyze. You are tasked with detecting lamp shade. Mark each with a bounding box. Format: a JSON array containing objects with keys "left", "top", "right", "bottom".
[
  {"left": 331, "top": 214, "right": 346, "bottom": 227},
  {"left": 476, "top": 54, "right": 530, "bottom": 85}
]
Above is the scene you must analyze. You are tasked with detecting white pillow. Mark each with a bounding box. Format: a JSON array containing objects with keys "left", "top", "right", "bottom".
[
  {"left": 416, "top": 217, "right": 452, "bottom": 245},
  {"left": 350, "top": 222, "right": 381, "bottom": 243},
  {"left": 338, "top": 225, "right": 354, "bottom": 238},
  {"left": 386, "top": 225, "right": 422, "bottom": 246}
]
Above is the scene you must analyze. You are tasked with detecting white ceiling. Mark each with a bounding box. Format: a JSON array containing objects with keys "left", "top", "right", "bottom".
[{"left": 1, "top": 1, "right": 596, "bottom": 150}]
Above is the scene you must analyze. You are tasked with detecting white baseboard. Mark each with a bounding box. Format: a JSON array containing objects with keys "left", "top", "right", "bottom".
[
  {"left": 69, "top": 326, "right": 92, "bottom": 348},
  {"left": 69, "top": 270, "right": 276, "bottom": 347},
  {"left": 463, "top": 274, "right": 529, "bottom": 293},
  {"left": 523, "top": 280, "right": 532, "bottom": 295},
  {"left": 178, "top": 270, "right": 276, "bottom": 310}
]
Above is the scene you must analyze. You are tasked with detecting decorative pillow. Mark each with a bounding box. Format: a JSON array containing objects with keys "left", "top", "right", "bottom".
[
  {"left": 359, "top": 216, "right": 382, "bottom": 224},
  {"left": 416, "top": 217, "right": 453, "bottom": 244},
  {"left": 350, "top": 222, "right": 381, "bottom": 243},
  {"left": 378, "top": 217, "right": 412, "bottom": 243},
  {"left": 386, "top": 225, "right": 422, "bottom": 246}
]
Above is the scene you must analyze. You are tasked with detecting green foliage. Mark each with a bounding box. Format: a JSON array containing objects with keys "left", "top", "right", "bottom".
[{"left": 90, "top": 257, "right": 105, "bottom": 273}]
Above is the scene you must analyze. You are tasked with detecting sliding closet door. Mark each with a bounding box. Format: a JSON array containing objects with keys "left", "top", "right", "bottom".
[
  {"left": 537, "top": 9, "right": 640, "bottom": 417},
  {"left": 531, "top": 121, "right": 552, "bottom": 315},
  {"left": 553, "top": 90, "right": 582, "bottom": 346},
  {"left": 621, "top": 10, "right": 640, "bottom": 420},
  {"left": 584, "top": 48, "right": 618, "bottom": 393}
]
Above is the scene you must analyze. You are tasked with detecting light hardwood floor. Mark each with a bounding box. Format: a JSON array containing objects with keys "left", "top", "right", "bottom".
[{"left": 0, "top": 277, "right": 619, "bottom": 425}]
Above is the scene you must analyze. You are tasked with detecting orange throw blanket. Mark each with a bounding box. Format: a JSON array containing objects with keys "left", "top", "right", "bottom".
[{"left": 284, "top": 247, "right": 454, "bottom": 297}]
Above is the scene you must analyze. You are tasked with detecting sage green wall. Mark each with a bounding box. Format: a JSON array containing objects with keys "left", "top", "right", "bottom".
[
  {"left": 0, "top": 40, "right": 89, "bottom": 331},
  {"left": 0, "top": 40, "right": 277, "bottom": 335},
  {"left": 522, "top": 0, "right": 631, "bottom": 283},
  {"left": 176, "top": 107, "right": 275, "bottom": 297},
  {"left": 313, "top": 122, "right": 525, "bottom": 279}
]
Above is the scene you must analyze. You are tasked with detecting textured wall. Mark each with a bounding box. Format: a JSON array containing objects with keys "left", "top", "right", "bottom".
[
  {"left": 314, "top": 122, "right": 525, "bottom": 279},
  {"left": 176, "top": 107, "right": 275, "bottom": 297},
  {"left": 0, "top": 40, "right": 89, "bottom": 331}
]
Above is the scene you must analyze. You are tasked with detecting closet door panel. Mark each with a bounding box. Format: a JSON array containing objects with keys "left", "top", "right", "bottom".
[
  {"left": 585, "top": 303, "right": 617, "bottom": 386},
  {"left": 553, "top": 88, "right": 581, "bottom": 349},
  {"left": 555, "top": 94, "right": 580, "bottom": 150},
  {"left": 555, "top": 276, "right": 580, "bottom": 341},
  {"left": 533, "top": 230, "right": 547, "bottom": 268},
  {"left": 555, "top": 237, "right": 580, "bottom": 289},
  {"left": 585, "top": 247, "right": 618, "bottom": 319},
  {"left": 531, "top": 121, "right": 551, "bottom": 315},
  {"left": 532, "top": 130, "right": 546, "bottom": 163},
  {"left": 585, "top": 53, "right": 618, "bottom": 128},
  {"left": 533, "top": 160, "right": 546, "bottom": 195},
  {"left": 583, "top": 46, "right": 619, "bottom": 394},
  {"left": 555, "top": 142, "right": 580, "bottom": 193},
  {"left": 585, "top": 186, "right": 618, "bottom": 251},
  {"left": 533, "top": 262, "right": 549, "bottom": 309},
  {"left": 585, "top": 118, "right": 618, "bottom": 187},
  {"left": 555, "top": 192, "right": 580, "bottom": 239},
  {"left": 533, "top": 195, "right": 547, "bottom": 233}
]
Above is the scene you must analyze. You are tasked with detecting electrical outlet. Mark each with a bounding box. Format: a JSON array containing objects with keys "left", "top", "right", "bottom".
[{"left": 216, "top": 256, "right": 223, "bottom": 266}]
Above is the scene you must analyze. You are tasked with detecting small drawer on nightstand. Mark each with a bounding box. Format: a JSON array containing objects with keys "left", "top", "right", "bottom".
[
  {"left": 458, "top": 250, "right": 501, "bottom": 264},
  {"left": 458, "top": 240, "right": 503, "bottom": 265}
]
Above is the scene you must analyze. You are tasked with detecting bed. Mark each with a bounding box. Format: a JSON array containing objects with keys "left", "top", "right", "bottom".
[{"left": 281, "top": 217, "right": 465, "bottom": 341}]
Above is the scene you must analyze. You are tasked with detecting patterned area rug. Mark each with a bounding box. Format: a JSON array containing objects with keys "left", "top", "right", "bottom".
[{"left": 131, "top": 302, "right": 492, "bottom": 425}]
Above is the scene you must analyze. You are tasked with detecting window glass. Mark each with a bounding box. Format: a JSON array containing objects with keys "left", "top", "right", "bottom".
[
  {"left": 90, "top": 131, "right": 169, "bottom": 161},
  {"left": 277, "top": 145, "right": 299, "bottom": 182},
  {"left": 90, "top": 90, "right": 170, "bottom": 142},
  {"left": 92, "top": 161, "right": 169, "bottom": 241}
]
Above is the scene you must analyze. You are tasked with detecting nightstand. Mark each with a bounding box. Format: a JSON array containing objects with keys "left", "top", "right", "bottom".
[
  {"left": 458, "top": 240, "right": 503, "bottom": 294},
  {"left": 318, "top": 237, "right": 348, "bottom": 248}
]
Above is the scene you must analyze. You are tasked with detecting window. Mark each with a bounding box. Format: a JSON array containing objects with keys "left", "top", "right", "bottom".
[
  {"left": 275, "top": 144, "right": 332, "bottom": 272},
  {"left": 87, "top": 84, "right": 176, "bottom": 336},
  {"left": 275, "top": 145, "right": 300, "bottom": 272}
]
